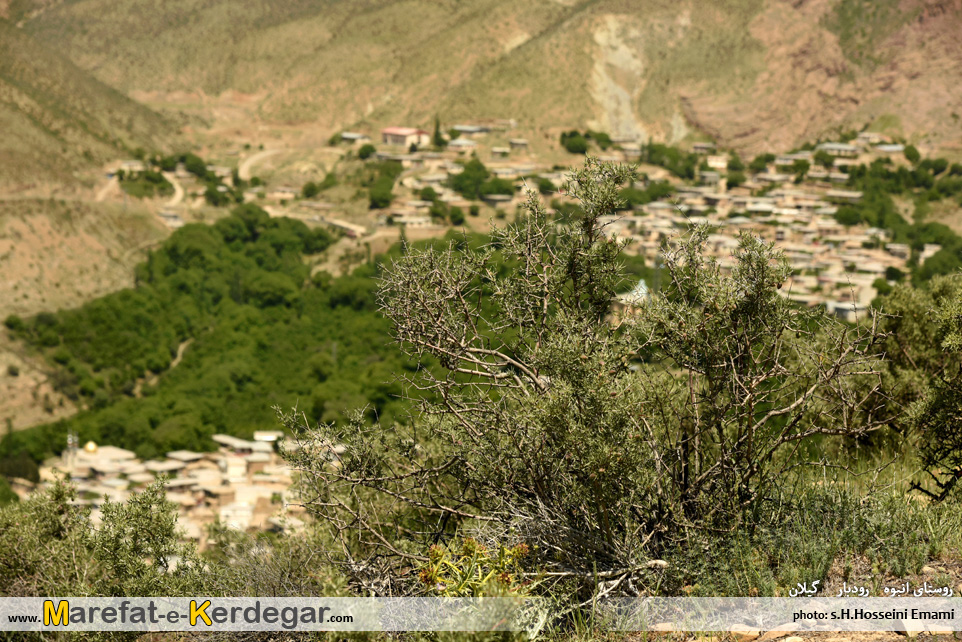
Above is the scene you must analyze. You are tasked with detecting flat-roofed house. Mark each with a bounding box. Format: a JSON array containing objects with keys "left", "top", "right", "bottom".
[
  {"left": 381, "top": 127, "right": 430, "bottom": 148},
  {"left": 212, "top": 434, "right": 272, "bottom": 454},
  {"left": 246, "top": 452, "right": 272, "bottom": 475},
  {"left": 816, "top": 142, "right": 859, "bottom": 158},
  {"left": 447, "top": 138, "right": 478, "bottom": 153},
  {"left": 200, "top": 485, "right": 236, "bottom": 508},
  {"left": 166, "top": 450, "right": 206, "bottom": 463},
  {"left": 452, "top": 124, "right": 490, "bottom": 136},
  {"left": 219, "top": 503, "right": 253, "bottom": 530},
  {"left": 826, "top": 189, "right": 863, "bottom": 204},
  {"left": 876, "top": 144, "right": 905, "bottom": 154},
  {"left": 339, "top": 132, "right": 370, "bottom": 145},
  {"left": 144, "top": 460, "right": 186, "bottom": 475}
]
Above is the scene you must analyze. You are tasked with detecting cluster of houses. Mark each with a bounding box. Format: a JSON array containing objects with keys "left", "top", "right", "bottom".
[
  {"left": 120, "top": 120, "right": 934, "bottom": 326},
  {"left": 356, "top": 125, "right": 931, "bottom": 322},
  {"left": 25, "top": 432, "right": 304, "bottom": 547},
  {"left": 315, "top": 126, "right": 933, "bottom": 325},
  {"left": 604, "top": 187, "right": 933, "bottom": 321}
]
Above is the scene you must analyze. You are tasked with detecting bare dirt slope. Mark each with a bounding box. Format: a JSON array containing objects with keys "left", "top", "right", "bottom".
[
  {"left": 9, "top": 0, "right": 962, "bottom": 155},
  {"left": 0, "top": 199, "right": 167, "bottom": 319},
  {"left": 0, "top": 198, "right": 168, "bottom": 432},
  {"left": 0, "top": 19, "right": 175, "bottom": 190}
]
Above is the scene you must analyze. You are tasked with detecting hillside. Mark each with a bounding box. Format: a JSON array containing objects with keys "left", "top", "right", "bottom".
[
  {"left": 0, "top": 198, "right": 168, "bottom": 319},
  {"left": 11, "top": 0, "right": 962, "bottom": 155},
  {"left": 0, "top": 19, "right": 174, "bottom": 190}
]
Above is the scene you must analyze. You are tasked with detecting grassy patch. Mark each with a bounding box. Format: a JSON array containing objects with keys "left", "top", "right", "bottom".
[{"left": 822, "top": 0, "right": 918, "bottom": 68}]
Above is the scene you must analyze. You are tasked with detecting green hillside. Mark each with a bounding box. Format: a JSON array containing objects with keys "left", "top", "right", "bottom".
[
  {"left": 0, "top": 19, "right": 173, "bottom": 187},
  {"left": 0, "top": 204, "right": 416, "bottom": 462}
]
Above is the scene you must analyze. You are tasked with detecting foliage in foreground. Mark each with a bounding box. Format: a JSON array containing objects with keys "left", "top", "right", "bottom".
[
  {"left": 0, "top": 480, "right": 203, "bottom": 598},
  {"left": 877, "top": 274, "right": 962, "bottom": 499},
  {"left": 283, "top": 158, "right": 896, "bottom": 601}
]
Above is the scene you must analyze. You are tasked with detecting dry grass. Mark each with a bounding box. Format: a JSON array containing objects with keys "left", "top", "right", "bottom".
[{"left": 0, "top": 21, "right": 174, "bottom": 188}]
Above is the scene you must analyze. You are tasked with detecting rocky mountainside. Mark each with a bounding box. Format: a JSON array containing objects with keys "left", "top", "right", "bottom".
[{"left": 5, "top": 0, "right": 962, "bottom": 156}]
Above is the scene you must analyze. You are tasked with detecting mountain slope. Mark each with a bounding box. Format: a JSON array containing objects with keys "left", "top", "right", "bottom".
[
  {"left": 0, "top": 19, "right": 174, "bottom": 189},
  {"left": 13, "top": 0, "right": 962, "bottom": 154}
]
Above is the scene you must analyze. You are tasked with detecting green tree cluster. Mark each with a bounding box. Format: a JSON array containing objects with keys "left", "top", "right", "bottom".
[
  {"left": 749, "top": 153, "right": 776, "bottom": 173},
  {"left": 618, "top": 180, "right": 674, "bottom": 209},
  {"left": 448, "top": 158, "right": 515, "bottom": 201},
  {"left": 559, "top": 130, "right": 588, "bottom": 154},
  {"left": 118, "top": 170, "right": 174, "bottom": 199},
  {"left": 0, "top": 205, "right": 426, "bottom": 462},
  {"left": 641, "top": 143, "right": 698, "bottom": 179},
  {"left": 369, "top": 161, "right": 403, "bottom": 209}
]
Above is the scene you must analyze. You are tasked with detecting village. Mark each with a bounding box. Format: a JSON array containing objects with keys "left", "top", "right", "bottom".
[
  {"left": 7, "top": 431, "right": 304, "bottom": 549},
  {"left": 149, "top": 123, "right": 924, "bottom": 323},
  {"left": 36, "top": 125, "right": 938, "bottom": 544}
]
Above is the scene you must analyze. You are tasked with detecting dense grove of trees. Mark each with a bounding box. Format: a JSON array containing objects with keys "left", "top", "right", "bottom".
[
  {"left": 640, "top": 142, "right": 699, "bottom": 179},
  {"left": 0, "top": 205, "right": 420, "bottom": 462},
  {"left": 559, "top": 130, "right": 612, "bottom": 154},
  {"left": 367, "top": 160, "right": 403, "bottom": 208},
  {"left": 448, "top": 158, "right": 515, "bottom": 201},
  {"left": 618, "top": 180, "right": 674, "bottom": 208}
]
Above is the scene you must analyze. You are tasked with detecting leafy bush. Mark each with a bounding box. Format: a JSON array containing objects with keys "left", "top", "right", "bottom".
[
  {"left": 368, "top": 161, "right": 402, "bottom": 209},
  {"left": 814, "top": 150, "right": 835, "bottom": 168},
  {"left": 182, "top": 153, "right": 207, "bottom": 178},
  {"left": 749, "top": 153, "right": 775, "bottom": 173},
  {"left": 619, "top": 180, "right": 674, "bottom": 208},
  {"left": 836, "top": 206, "right": 862, "bottom": 226},
  {"left": 0, "top": 453, "right": 39, "bottom": 482},
  {"left": 3, "top": 315, "right": 24, "bottom": 332},
  {"left": 285, "top": 159, "right": 889, "bottom": 599},
  {"left": 449, "top": 158, "right": 490, "bottom": 200},
  {"left": 879, "top": 275, "right": 962, "bottom": 500},
  {"left": 642, "top": 143, "right": 698, "bottom": 179},
  {"left": 560, "top": 131, "right": 588, "bottom": 154},
  {"left": 417, "top": 539, "right": 534, "bottom": 597},
  {"left": 479, "top": 177, "right": 515, "bottom": 197},
  {"left": 536, "top": 177, "right": 556, "bottom": 194},
  {"left": 727, "top": 171, "right": 746, "bottom": 188},
  {"left": 358, "top": 144, "right": 376, "bottom": 160},
  {"left": 302, "top": 181, "right": 320, "bottom": 198},
  {"left": 119, "top": 170, "right": 174, "bottom": 199},
  {"left": 904, "top": 145, "right": 921, "bottom": 164},
  {"left": 0, "top": 478, "right": 16, "bottom": 506},
  {"left": 0, "top": 480, "right": 205, "bottom": 597},
  {"left": 369, "top": 176, "right": 395, "bottom": 209},
  {"left": 586, "top": 130, "right": 612, "bottom": 150}
]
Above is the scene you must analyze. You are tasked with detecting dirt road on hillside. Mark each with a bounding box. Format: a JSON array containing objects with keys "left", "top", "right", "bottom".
[{"left": 238, "top": 149, "right": 283, "bottom": 181}]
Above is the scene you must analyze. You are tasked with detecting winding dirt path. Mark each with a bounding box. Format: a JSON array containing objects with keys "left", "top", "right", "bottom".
[
  {"left": 238, "top": 149, "right": 283, "bottom": 181},
  {"left": 162, "top": 172, "right": 184, "bottom": 207}
]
